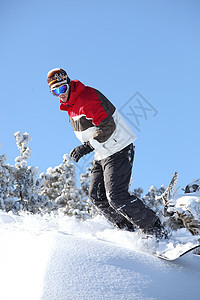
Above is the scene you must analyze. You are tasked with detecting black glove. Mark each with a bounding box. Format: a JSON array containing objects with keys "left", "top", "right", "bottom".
[{"left": 70, "top": 142, "right": 94, "bottom": 162}]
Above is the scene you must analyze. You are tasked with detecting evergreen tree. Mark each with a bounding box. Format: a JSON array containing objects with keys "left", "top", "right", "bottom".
[
  {"left": 11, "top": 131, "right": 52, "bottom": 213},
  {"left": 142, "top": 185, "right": 166, "bottom": 218},
  {"left": 40, "top": 154, "right": 92, "bottom": 219},
  {"left": 132, "top": 187, "right": 143, "bottom": 199},
  {"left": 0, "top": 154, "right": 15, "bottom": 211}
]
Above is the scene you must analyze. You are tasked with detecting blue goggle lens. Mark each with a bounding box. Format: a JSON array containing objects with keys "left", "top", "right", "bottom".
[{"left": 52, "top": 85, "right": 68, "bottom": 96}]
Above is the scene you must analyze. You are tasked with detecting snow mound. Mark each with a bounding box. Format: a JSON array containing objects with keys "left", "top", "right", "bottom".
[{"left": 1, "top": 211, "right": 200, "bottom": 300}]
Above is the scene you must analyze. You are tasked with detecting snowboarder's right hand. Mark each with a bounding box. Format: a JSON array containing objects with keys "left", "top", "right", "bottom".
[{"left": 70, "top": 142, "right": 94, "bottom": 162}]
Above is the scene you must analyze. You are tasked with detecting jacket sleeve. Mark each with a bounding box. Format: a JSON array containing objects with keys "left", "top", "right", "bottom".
[{"left": 93, "top": 115, "right": 116, "bottom": 143}]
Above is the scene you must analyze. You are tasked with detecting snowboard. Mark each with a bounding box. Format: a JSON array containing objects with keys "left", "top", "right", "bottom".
[{"left": 153, "top": 230, "right": 200, "bottom": 260}]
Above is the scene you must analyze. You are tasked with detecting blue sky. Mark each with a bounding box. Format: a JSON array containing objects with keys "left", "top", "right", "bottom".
[{"left": 0, "top": 0, "right": 200, "bottom": 193}]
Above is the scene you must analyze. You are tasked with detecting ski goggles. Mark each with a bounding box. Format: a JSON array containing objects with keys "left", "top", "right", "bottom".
[{"left": 51, "top": 84, "right": 69, "bottom": 96}]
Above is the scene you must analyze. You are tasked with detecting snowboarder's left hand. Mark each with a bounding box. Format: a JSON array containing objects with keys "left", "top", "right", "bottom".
[{"left": 70, "top": 142, "right": 94, "bottom": 162}]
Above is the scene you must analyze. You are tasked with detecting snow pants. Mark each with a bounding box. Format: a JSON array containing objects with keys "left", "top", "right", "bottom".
[{"left": 89, "top": 143, "right": 159, "bottom": 231}]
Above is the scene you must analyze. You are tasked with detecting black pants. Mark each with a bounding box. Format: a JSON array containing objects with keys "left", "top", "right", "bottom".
[{"left": 89, "top": 144, "right": 158, "bottom": 231}]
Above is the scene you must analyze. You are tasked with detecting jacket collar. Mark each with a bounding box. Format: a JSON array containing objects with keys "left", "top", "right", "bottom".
[{"left": 60, "top": 80, "right": 85, "bottom": 111}]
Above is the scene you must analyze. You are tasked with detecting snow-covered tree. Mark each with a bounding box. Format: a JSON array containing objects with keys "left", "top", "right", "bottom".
[
  {"left": 162, "top": 177, "right": 200, "bottom": 235},
  {"left": 40, "top": 154, "right": 93, "bottom": 219},
  {"left": 132, "top": 187, "right": 143, "bottom": 199},
  {"left": 142, "top": 185, "right": 166, "bottom": 218},
  {"left": 0, "top": 132, "right": 97, "bottom": 218},
  {"left": 10, "top": 132, "right": 52, "bottom": 213},
  {"left": 0, "top": 154, "right": 16, "bottom": 211}
]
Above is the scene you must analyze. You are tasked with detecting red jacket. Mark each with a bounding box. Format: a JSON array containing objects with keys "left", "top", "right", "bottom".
[{"left": 60, "top": 80, "right": 137, "bottom": 160}]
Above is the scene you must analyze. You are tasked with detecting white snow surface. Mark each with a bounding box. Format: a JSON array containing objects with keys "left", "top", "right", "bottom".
[{"left": 0, "top": 211, "right": 200, "bottom": 300}]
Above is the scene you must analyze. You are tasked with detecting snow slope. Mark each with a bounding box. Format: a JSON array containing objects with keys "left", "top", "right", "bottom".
[{"left": 0, "top": 212, "right": 200, "bottom": 300}]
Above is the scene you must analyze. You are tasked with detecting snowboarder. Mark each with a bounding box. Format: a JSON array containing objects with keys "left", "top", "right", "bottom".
[{"left": 47, "top": 68, "right": 166, "bottom": 238}]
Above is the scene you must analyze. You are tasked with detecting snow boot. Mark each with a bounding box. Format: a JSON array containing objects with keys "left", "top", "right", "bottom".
[{"left": 143, "top": 219, "right": 168, "bottom": 239}]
